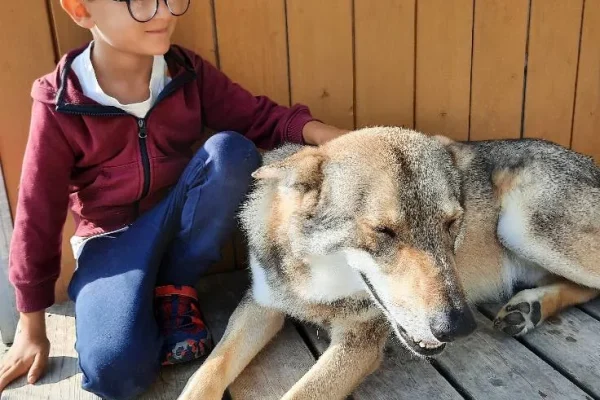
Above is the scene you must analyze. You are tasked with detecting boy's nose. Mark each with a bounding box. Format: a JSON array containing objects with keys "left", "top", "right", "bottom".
[{"left": 155, "top": 0, "right": 172, "bottom": 18}]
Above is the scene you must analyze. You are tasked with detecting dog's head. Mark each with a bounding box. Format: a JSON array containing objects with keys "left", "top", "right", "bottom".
[{"left": 251, "top": 127, "right": 476, "bottom": 357}]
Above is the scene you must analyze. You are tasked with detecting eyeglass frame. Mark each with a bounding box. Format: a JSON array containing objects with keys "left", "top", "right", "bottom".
[{"left": 112, "top": 0, "right": 191, "bottom": 23}]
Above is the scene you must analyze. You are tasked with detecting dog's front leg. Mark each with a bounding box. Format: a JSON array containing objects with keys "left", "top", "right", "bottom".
[
  {"left": 282, "top": 318, "right": 389, "bottom": 400},
  {"left": 494, "top": 279, "right": 599, "bottom": 336},
  {"left": 177, "top": 294, "right": 285, "bottom": 400}
]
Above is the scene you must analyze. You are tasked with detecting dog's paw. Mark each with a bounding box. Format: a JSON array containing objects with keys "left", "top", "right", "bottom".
[{"left": 493, "top": 290, "right": 542, "bottom": 336}]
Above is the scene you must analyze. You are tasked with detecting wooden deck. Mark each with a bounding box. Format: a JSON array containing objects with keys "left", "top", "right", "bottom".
[{"left": 2, "top": 270, "right": 600, "bottom": 400}]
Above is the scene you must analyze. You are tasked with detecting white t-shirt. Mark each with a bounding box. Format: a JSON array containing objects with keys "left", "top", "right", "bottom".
[{"left": 70, "top": 42, "right": 171, "bottom": 118}]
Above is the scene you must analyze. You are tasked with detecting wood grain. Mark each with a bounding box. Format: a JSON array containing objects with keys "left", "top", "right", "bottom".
[
  {"left": 354, "top": 0, "right": 415, "bottom": 129},
  {"left": 171, "top": 0, "right": 218, "bottom": 65},
  {"left": 571, "top": 0, "right": 600, "bottom": 163},
  {"left": 523, "top": 0, "right": 584, "bottom": 147},
  {"left": 415, "top": 0, "right": 473, "bottom": 140},
  {"left": 301, "top": 324, "right": 462, "bottom": 400},
  {"left": 469, "top": 0, "right": 529, "bottom": 140},
  {"left": 0, "top": 164, "right": 17, "bottom": 344},
  {"left": 215, "top": 0, "right": 290, "bottom": 106},
  {"left": 49, "top": 0, "right": 92, "bottom": 56},
  {"left": 436, "top": 311, "right": 590, "bottom": 399},
  {"left": 287, "top": 0, "right": 355, "bottom": 130},
  {"left": 197, "top": 272, "right": 317, "bottom": 400},
  {"left": 481, "top": 303, "right": 600, "bottom": 398},
  {"left": 581, "top": 298, "right": 600, "bottom": 320}
]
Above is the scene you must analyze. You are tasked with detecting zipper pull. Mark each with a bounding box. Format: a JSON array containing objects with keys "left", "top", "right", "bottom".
[{"left": 138, "top": 119, "right": 148, "bottom": 139}]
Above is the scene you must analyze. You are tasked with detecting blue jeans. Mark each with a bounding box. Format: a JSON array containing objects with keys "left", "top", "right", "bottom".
[{"left": 67, "top": 132, "right": 261, "bottom": 400}]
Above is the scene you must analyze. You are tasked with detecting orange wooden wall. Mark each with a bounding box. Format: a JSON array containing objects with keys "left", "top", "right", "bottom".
[{"left": 1, "top": 0, "right": 599, "bottom": 301}]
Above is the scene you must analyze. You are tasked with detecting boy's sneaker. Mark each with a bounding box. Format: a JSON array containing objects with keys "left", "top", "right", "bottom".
[{"left": 154, "top": 285, "right": 213, "bottom": 366}]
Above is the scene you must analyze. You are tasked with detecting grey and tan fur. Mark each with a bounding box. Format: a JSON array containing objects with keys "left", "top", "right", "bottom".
[{"left": 178, "top": 127, "right": 600, "bottom": 400}]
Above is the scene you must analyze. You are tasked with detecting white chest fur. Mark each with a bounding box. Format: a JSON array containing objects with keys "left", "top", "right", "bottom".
[
  {"left": 301, "top": 252, "right": 367, "bottom": 302},
  {"left": 249, "top": 252, "right": 366, "bottom": 307}
]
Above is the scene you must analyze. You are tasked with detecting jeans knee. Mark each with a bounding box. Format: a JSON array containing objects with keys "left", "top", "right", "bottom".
[
  {"left": 205, "top": 131, "right": 262, "bottom": 180},
  {"left": 79, "top": 346, "right": 160, "bottom": 400}
]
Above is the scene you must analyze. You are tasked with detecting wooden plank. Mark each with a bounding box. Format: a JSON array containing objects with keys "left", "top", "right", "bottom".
[
  {"left": 54, "top": 217, "right": 78, "bottom": 303},
  {"left": 0, "top": 301, "right": 207, "bottom": 400},
  {"left": 1, "top": 303, "right": 99, "bottom": 400},
  {"left": 481, "top": 303, "right": 600, "bottom": 397},
  {"left": 581, "top": 298, "right": 600, "bottom": 320},
  {"left": 0, "top": 164, "right": 18, "bottom": 345},
  {"left": 3, "top": 271, "right": 314, "bottom": 399},
  {"left": 196, "top": 271, "right": 317, "bottom": 400},
  {"left": 49, "top": 0, "right": 92, "bottom": 56},
  {"left": 232, "top": 228, "right": 249, "bottom": 270},
  {"left": 171, "top": 0, "right": 218, "bottom": 66},
  {"left": 415, "top": 0, "right": 473, "bottom": 141},
  {"left": 436, "top": 311, "right": 590, "bottom": 399},
  {"left": 215, "top": 0, "right": 290, "bottom": 106},
  {"left": 519, "top": 309, "right": 600, "bottom": 397},
  {"left": 0, "top": 1, "right": 64, "bottom": 309},
  {"left": 0, "top": 2, "right": 56, "bottom": 232},
  {"left": 572, "top": 0, "right": 600, "bottom": 163},
  {"left": 354, "top": 0, "right": 415, "bottom": 129},
  {"left": 204, "top": 238, "right": 237, "bottom": 275},
  {"left": 523, "top": 0, "right": 584, "bottom": 147},
  {"left": 301, "top": 324, "right": 462, "bottom": 400},
  {"left": 2, "top": 1, "right": 82, "bottom": 305},
  {"left": 469, "top": 0, "right": 529, "bottom": 141},
  {"left": 287, "top": 0, "right": 354, "bottom": 130}
]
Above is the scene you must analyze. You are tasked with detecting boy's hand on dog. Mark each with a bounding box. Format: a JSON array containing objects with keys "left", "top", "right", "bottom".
[{"left": 0, "top": 311, "right": 50, "bottom": 393}]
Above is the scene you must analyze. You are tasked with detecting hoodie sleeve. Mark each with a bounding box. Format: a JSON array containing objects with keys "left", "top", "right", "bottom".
[
  {"left": 196, "top": 56, "right": 316, "bottom": 149},
  {"left": 9, "top": 100, "right": 74, "bottom": 313}
]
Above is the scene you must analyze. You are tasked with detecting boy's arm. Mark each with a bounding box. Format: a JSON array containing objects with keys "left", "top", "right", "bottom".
[
  {"left": 196, "top": 56, "right": 348, "bottom": 149},
  {"left": 9, "top": 100, "right": 74, "bottom": 314},
  {"left": 301, "top": 120, "right": 351, "bottom": 146}
]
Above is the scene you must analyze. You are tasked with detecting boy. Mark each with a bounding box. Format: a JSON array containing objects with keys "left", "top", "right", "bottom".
[{"left": 0, "top": 0, "right": 347, "bottom": 398}]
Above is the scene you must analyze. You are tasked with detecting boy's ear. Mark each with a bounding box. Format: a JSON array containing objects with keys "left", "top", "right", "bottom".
[{"left": 60, "top": 0, "right": 94, "bottom": 29}]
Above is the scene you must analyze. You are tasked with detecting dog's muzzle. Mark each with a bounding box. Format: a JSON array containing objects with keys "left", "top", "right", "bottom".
[{"left": 358, "top": 273, "right": 447, "bottom": 357}]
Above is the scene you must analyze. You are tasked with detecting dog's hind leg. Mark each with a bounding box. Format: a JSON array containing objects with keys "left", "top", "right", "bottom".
[
  {"left": 496, "top": 169, "right": 600, "bottom": 290},
  {"left": 281, "top": 318, "right": 389, "bottom": 400},
  {"left": 177, "top": 293, "right": 285, "bottom": 400},
  {"left": 494, "top": 279, "right": 599, "bottom": 336}
]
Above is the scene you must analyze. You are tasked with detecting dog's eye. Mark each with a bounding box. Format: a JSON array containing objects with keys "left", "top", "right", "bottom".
[{"left": 375, "top": 226, "right": 397, "bottom": 239}]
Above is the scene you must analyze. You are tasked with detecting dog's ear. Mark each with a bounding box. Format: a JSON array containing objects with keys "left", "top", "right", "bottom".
[
  {"left": 433, "top": 135, "right": 471, "bottom": 169},
  {"left": 432, "top": 135, "right": 455, "bottom": 147},
  {"left": 252, "top": 147, "right": 326, "bottom": 191}
]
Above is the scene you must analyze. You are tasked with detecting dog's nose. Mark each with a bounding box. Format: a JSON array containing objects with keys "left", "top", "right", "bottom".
[{"left": 429, "top": 306, "right": 477, "bottom": 342}]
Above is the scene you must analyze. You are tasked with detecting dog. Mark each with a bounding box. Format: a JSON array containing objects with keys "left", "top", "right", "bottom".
[{"left": 178, "top": 126, "right": 600, "bottom": 400}]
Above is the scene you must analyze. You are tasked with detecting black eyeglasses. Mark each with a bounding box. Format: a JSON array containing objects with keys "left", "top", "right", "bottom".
[{"left": 113, "top": 0, "right": 190, "bottom": 23}]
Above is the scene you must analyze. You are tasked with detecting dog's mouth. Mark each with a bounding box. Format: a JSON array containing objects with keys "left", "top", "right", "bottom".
[
  {"left": 392, "top": 321, "right": 446, "bottom": 357},
  {"left": 359, "top": 273, "right": 446, "bottom": 357}
]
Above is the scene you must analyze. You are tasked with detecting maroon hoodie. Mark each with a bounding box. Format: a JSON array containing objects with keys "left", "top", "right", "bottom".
[{"left": 9, "top": 44, "right": 315, "bottom": 313}]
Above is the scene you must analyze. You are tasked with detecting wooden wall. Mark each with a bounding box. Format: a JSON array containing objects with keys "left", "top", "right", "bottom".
[{"left": 1, "top": 1, "right": 599, "bottom": 301}]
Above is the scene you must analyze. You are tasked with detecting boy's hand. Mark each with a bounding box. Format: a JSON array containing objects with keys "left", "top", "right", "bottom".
[
  {"left": 302, "top": 121, "right": 350, "bottom": 146},
  {"left": 0, "top": 311, "right": 50, "bottom": 393}
]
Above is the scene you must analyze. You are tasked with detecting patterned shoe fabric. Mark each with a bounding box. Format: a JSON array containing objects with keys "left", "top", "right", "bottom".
[{"left": 155, "top": 285, "right": 213, "bottom": 366}]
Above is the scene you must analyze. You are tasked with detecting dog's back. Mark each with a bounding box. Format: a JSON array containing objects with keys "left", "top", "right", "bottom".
[{"left": 439, "top": 137, "right": 600, "bottom": 331}]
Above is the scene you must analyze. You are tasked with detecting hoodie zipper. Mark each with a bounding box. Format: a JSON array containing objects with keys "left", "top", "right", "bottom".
[
  {"left": 55, "top": 49, "right": 197, "bottom": 208},
  {"left": 137, "top": 118, "right": 151, "bottom": 199},
  {"left": 57, "top": 108, "right": 153, "bottom": 203}
]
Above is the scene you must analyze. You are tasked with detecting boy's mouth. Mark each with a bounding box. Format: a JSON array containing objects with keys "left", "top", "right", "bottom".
[{"left": 146, "top": 28, "right": 169, "bottom": 34}]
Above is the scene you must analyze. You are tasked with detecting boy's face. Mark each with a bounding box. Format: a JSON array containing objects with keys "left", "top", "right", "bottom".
[{"left": 71, "top": 0, "right": 178, "bottom": 56}]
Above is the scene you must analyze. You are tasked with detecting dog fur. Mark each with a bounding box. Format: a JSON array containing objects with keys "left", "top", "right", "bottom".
[{"left": 178, "top": 127, "right": 600, "bottom": 400}]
